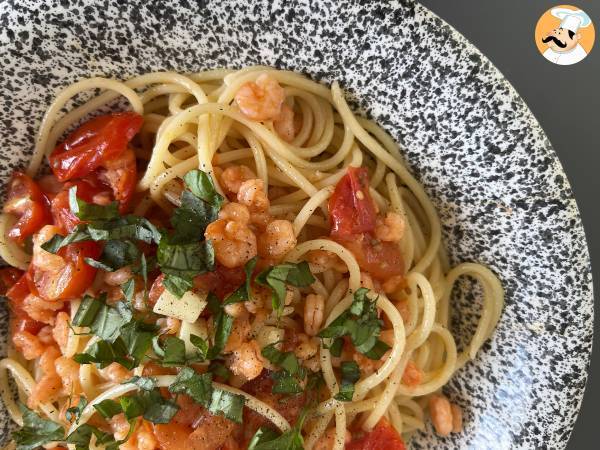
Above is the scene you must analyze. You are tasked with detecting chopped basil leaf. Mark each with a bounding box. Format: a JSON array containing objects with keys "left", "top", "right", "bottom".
[
  {"left": 318, "top": 288, "right": 390, "bottom": 360},
  {"left": 67, "top": 423, "right": 121, "bottom": 450},
  {"left": 334, "top": 361, "right": 360, "bottom": 401},
  {"left": 101, "top": 239, "right": 141, "bottom": 269},
  {"left": 93, "top": 399, "right": 123, "bottom": 419},
  {"left": 169, "top": 367, "right": 213, "bottom": 406},
  {"left": 160, "top": 336, "right": 187, "bottom": 366},
  {"left": 248, "top": 427, "right": 280, "bottom": 450},
  {"left": 223, "top": 256, "right": 257, "bottom": 306},
  {"left": 208, "top": 361, "right": 232, "bottom": 381},
  {"left": 206, "top": 293, "right": 234, "bottom": 359},
  {"left": 41, "top": 224, "right": 90, "bottom": 253},
  {"left": 138, "top": 389, "right": 179, "bottom": 424},
  {"left": 69, "top": 186, "right": 119, "bottom": 221},
  {"left": 271, "top": 371, "right": 304, "bottom": 395},
  {"left": 122, "top": 278, "right": 136, "bottom": 303},
  {"left": 73, "top": 339, "right": 133, "bottom": 369},
  {"left": 72, "top": 294, "right": 131, "bottom": 342},
  {"left": 171, "top": 190, "right": 218, "bottom": 242},
  {"left": 250, "top": 408, "right": 307, "bottom": 450},
  {"left": 328, "top": 337, "right": 344, "bottom": 357},
  {"left": 86, "top": 216, "right": 161, "bottom": 244},
  {"left": 65, "top": 396, "right": 88, "bottom": 423},
  {"left": 13, "top": 403, "right": 65, "bottom": 450},
  {"left": 118, "top": 320, "right": 156, "bottom": 362},
  {"left": 122, "top": 376, "right": 157, "bottom": 391},
  {"left": 84, "top": 257, "right": 114, "bottom": 271},
  {"left": 261, "top": 343, "right": 307, "bottom": 395},
  {"left": 190, "top": 334, "right": 209, "bottom": 360},
  {"left": 261, "top": 344, "right": 302, "bottom": 376},
  {"left": 183, "top": 169, "right": 224, "bottom": 208},
  {"left": 256, "top": 261, "right": 315, "bottom": 314},
  {"left": 158, "top": 239, "right": 215, "bottom": 280},
  {"left": 209, "top": 388, "right": 245, "bottom": 423},
  {"left": 168, "top": 367, "right": 245, "bottom": 423},
  {"left": 162, "top": 274, "right": 193, "bottom": 298},
  {"left": 120, "top": 396, "right": 145, "bottom": 420}
]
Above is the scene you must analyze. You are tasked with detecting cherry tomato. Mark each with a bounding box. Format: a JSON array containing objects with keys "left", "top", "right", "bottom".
[
  {"left": 329, "top": 167, "right": 377, "bottom": 239},
  {"left": 0, "top": 267, "right": 23, "bottom": 295},
  {"left": 6, "top": 272, "right": 44, "bottom": 334},
  {"left": 32, "top": 241, "right": 102, "bottom": 301},
  {"left": 97, "top": 146, "right": 137, "bottom": 212},
  {"left": 49, "top": 112, "right": 142, "bottom": 181},
  {"left": 346, "top": 418, "right": 406, "bottom": 450},
  {"left": 51, "top": 178, "right": 111, "bottom": 233},
  {"left": 341, "top": 234, "right": 405, "bottom": 280},
  {"left": 153, "top": 422, "right": 192, "bottom": 449},
  {"left": 2, "top": 172, "right": 52, "bottom": 243},
  {"left": 329, "top": 167, "right": 404, "bottom": 280}
]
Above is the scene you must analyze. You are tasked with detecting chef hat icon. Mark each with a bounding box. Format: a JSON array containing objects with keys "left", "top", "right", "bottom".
[{"left": 551, "top": 8, "right": 592, "bottom": 33}]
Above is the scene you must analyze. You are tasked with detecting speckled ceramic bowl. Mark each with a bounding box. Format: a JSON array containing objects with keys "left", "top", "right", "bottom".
[{"left": 0, "top": 1, "right": 593, "bottom": 448}]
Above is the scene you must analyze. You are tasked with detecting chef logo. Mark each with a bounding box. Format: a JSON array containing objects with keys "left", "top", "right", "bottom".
[{"left": 535, "top": 5, "right": 595, "bottom": 65}]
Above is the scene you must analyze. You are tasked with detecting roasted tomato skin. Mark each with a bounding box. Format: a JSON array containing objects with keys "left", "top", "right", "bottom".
[
  {"left": 32, "top": 241, "right": 102, "bottom": 301},
  {"left": 329, "top": 167, "right": 377, "bottom": 239},
  {"left": 3, "top": 172, "right": 52, "bottom": 243},
  {"left": 329, "top": 167, "right": 404, "bottom": 280},
  {"left": 48, "top": 112, "right": 142, "bottom": 210},
  {"left": 6, "top": 272, "right": 44, "bottom": 335},
  {"left": 346, "top": 418, "right": 406, "bottom": 450}
]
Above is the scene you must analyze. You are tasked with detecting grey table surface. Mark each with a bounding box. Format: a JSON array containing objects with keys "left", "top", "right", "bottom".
[{"left": 418, "top": 1, "right": 599, "bottom": 449}]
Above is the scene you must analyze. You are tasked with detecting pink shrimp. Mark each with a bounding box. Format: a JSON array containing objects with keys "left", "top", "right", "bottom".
[{"left": 235, "top": 74, "right": 285, "bottom": 121}]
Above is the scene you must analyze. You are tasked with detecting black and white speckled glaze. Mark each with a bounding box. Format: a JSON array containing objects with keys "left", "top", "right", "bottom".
[{"left": 0, "top": 1, "right": 593, "bottom": 448}]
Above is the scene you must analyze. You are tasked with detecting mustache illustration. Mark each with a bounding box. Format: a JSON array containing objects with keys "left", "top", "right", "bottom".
[{"left": 542, "top": 35, "right": 567, "bottom": 48}]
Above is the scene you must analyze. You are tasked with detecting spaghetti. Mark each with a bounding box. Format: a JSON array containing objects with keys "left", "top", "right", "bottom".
[{"left": 0, "top": 67, "right": 503, "bottom": 450}]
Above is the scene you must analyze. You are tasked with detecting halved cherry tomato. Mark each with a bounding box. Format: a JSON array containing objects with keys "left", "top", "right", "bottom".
[
  {"left": 342, "top": 234, "right": 405, "bottom": 280},
  {"left": 346, "top": 418, "right": 406, "bottom": 450},
  {"left": 329, "top": 167, "right": 377, "bottom": 239},
  {"left": 6, "top": 272, "right": 44, "bottom": 334},
  {"left": 32, "top": 241, "right": 102, "bottom": 301},
  {"left": 329, "top": 167, "right": 404, "bottom": 280},
  {"left": 0, "top": 267, "right": 23, "bottom": 295},
  {"left": 2, "top": 172, "right": 52, "bottom": 243},
  {"left": 49, "top": 112, "right": 142, "bottom": 181},
  {"left": 97, "top": 146, "right": 137, "bottom": 212},
  {"left": 51, "top": 178, "right": 111, "bottom": 233},
  {"left": 153, "top": 422, "right": 192, "bottom": 449}
]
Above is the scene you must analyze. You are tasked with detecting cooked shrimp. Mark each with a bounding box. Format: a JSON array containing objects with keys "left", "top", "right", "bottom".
[
  {"left": 237, "top": 179, "right": 269, "bottom": 212},
  {"left": 375, "top": 212, "right": 405, "bottom": 242},
  {"left": 224, "top": 314, "right": 251, "bottom": 353},
  {"left": 401, "top": 360, "right": 423, "bottom": 387},
  {"left": 304, "top": 294, "right": 325, "bottom": 336},
  {"left": 294, "top": 333, "right": 319, "bottom": 360},
  {"left": 37, "top": 325, "right": 55, "bottom": 345},
  {"left": 429, "top": 394, "right": 453, "bottom": 436},
  {"left": 112, "top": 416, "right": 158, "bottom": 450},
  {"left": 205, "top": 218, "right": 257, "bottom": 268},
  {"left": 52, "top": 312, "right": 70, "bottom": 353},
  {"left": 305, "top": 249, "right": 348, "bottom": 274},
  {"left": 220, "top": 165, "right": 256, "bottom": 194},
  {"left": 273, "top": 104, "right": 295, "bottom": 142},
  {"left": 228, "top": 340, "right": 264, "bottom": 381},
  {"left": 99, "top": 362, "right": 133, "bottom": 383},
  {"left": 12, "top": 331, "right": 45, "bottom": 360},
  {"left": 235, "top": 74, "right": 285, "bottom": 121},
  {"left": 29, "top": 346, "right": 62, "bottom": 408},
  {"left": 218, "top": 202, "right": 251, "bottom": 224},
  {"left": 22, "top": 294, "right": 63, "bottom": 325},
  {"left": 257, "top": 219, "right": 296, "bottom": 259},
  {"left": 104, "top": 266, "right": 133, "bottom": 286},
  {"left": 54, "top": 356, "right": 81, "bottom": 395}
]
